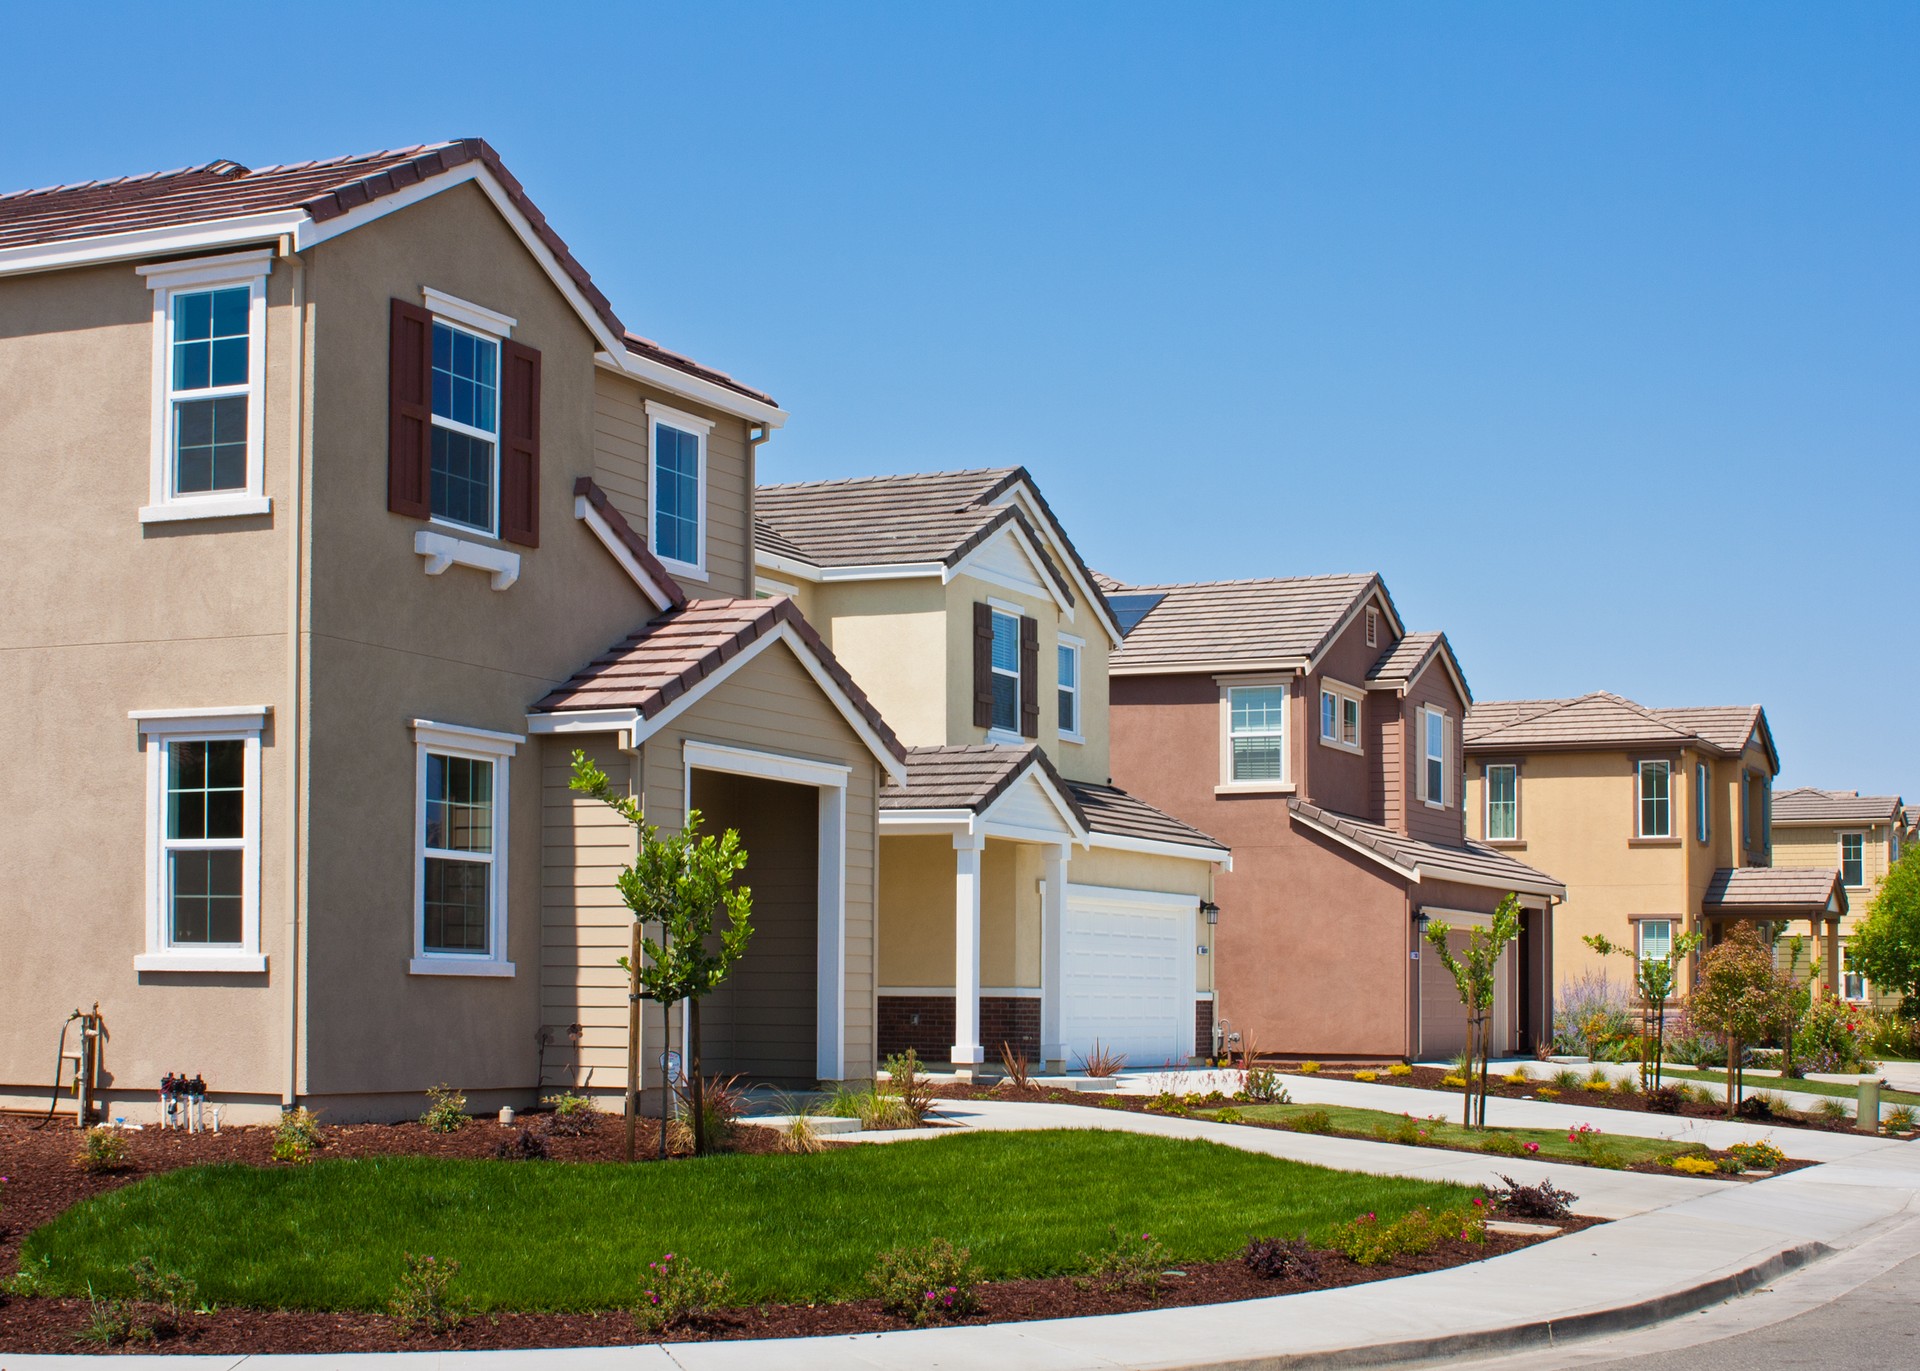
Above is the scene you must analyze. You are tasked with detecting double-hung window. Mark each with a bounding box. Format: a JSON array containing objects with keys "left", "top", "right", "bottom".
[
  {"left": 1840, "top": 833, "right": 1865, "bottom": 888},
  {"left": 1637, "top": 760, "right": 1672, "bottom": 838},
  {"left": 1057, "top": 637, "right": 1082, "bottom": 740},
  {"left": 1843, "top": 946, "right": 1868, "bottom": 1002},
  {"left": 1485, "top": 763, "right": 1518, "bottom": 841},
  {"left": 132, "top": 707, "right": 267, "bottom": 972},
  {"left": 412, "top": 721, "right": 520, "bottom": 976},
  {"left": 1695, "top": 762, "right": 1710, "bottom": 843},
  {"left": 989, "top": 608, "right": 1021, "bottom": 735},
  {"left": 1637, "top": 919, "right": 1674, "bottom": 973},
  {"left": 1227, "top": 685, "right": 1287, "bottom": 784},
  {"left": 1319, "top": 684, "right": 1362, "bottom": 753},
  {"left": 137, "top": 251, "right": 271, "bottom": 522},
  {"left": 1422, "top": 706, "right": 1448, "bottom": 807},
  {"left": 429, "top": 320, "right": 500, "bottom": 534},
  {"left": 647, "top": 401, "right": 712, "bottom": 578}
]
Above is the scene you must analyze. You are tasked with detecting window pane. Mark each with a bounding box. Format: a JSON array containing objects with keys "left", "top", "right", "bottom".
[
  {"left": 173, "top": 396, "right": 249, "bottom": 493},
  {"left": 1343, "top": 697, "right": 1361, "bottom": 745},
  {"left": 172, "top": 287, "right": 248, "bottom": 391},
  {"left": 1058, "top": 686, "right": 1075, "bottom": 734},
  {"left": 991, "top": 673, "right": 1018, "bottom": 733},
  {"left": 1842, "top": 835, "right": 1864, "bottom": 886},
  {"left": 430, "top": 426, "right": 495, "bottom": 531},
  {"left": 1641, "top": 763, "right": 1671, "bottom": 837},
  {"left": 1639, "top": 919, "right": 1672, "bottom": 963},
  {"left": 1321, "top": 692, "right": 1335, "bottom": 739},
  {"left": 167, "top": 739, "right": 245, "bottom": 839},
  {"left": 1487, "top": 765, "right": 1517, "bottom": 840},
  {"left": 1233, "top": 737, "right": 1284, "bottom": 782},
  {"left": 991, "top": 612, "right": 1019, "bottom": 672},
  {"left": 653, "top": 425, "right": 700, "bottom": 564},
  {"left": 1230, "top": 686, "right": 1286, "bottom": 732},
  {"left": 170, "top": 849, "right": 243, "bottom": 945},
  {"left": 430, "top": 322, "right": 498, "bottom": 431},
  {"left": 424, "top": 857, "right": 491, "bottom": 953},
  {"left": 1057, "top": 644, "right": 1076, "bottom": 688},
  {"left": 425, "top": 754, "right": 493, "bottom": 854}
]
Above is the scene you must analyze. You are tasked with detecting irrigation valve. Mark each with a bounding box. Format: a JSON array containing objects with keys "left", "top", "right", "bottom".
[{"left": 160, "top": 1073, "right": 211, "bottom": 1132}]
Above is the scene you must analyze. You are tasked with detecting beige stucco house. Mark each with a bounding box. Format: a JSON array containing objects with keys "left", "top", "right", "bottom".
[
  {"left": 1463, "top": 693, "right": 1847, "bottom": 999},
  {"left": 755, "top": 470, "right": 1230, "bottom": 1074},
  {"left": 1771, "top": 788, "right": 1907, "bottom": 1006},
  {"left": 0, "top": 141, "right": 906, "bottom": 1124}
]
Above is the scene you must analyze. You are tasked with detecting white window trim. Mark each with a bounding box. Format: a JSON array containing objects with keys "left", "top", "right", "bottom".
[
  {"left": 1221, "top": 679, "right": 1291, "bottom": 792},
  {"left": 1057, "top": 633, "right": 1085, "bottom": 744},
  {"left": 1318, "top": 679, "right": 1364, "bottom": 754},
  {"left": 1421, "top": 706, "right": 1449, "bottom": 809},
  {"left": 137, "top": 250, "right": 272, "bottom": 524},
  {"left": 422, "top": 287, "right": 515, "bottom": 339},
  {"left": 646, "top": 399, "right": 713, "bottom": 582},
  {"left": 1637, "top": 760, "right": 1674, "bottom": 838},
  {"left": 1695, "top": 761, "right": 1710, "bottom": 844},
  {"left": 1637, "top": 918, "right": 1675, "bottom": 968},
  {"left": 985, "top": 598, "right": 1025, "bottom": 744},
  {"left": 410, "top": 720, "right": 522, "bottom": 977},
  {"left": 131, "top": 706, "right": 269, "bottom": 973},
  {"left": 1484, "top": 762, "right": 1519, "bottom": 842},
  {"left": 1839, "top": 831, "right": 1866, "bottom": 888},
  {"left": 426, "top": 314, "right": 505, "bottom": 540}
]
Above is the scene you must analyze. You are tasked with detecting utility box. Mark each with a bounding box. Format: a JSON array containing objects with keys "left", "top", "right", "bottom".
[{"left": 1857, "top": 1077, "right": 1881, "bottom": 1134}]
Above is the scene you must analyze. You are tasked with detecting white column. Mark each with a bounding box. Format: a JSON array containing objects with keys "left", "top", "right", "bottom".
[
  {"left": 1040, "top": 842, "right": 1070, "bottom": 1073},
  {"left": 952, "top": 833, "right": 986, "bottom": 1076},
  {"left": 815, "top": 783, "right": 847, "bottom": 1084}
]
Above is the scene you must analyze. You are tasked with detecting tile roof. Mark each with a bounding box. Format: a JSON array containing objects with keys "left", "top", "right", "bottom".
[
  {"left": 0, "top": 139, "right": 775, "bottom": 407},
  {"left": 1465, "top": 692, "right": 1773, "bottom": 763},
  {"left": 1105, "top": 574, "right": 1383, "bottom": 673},
  {"left": 1703, "top": 866, "right": 1846, "bottom": 914},
  {"left": 879, "top": 745, "right": 1067, "bottom": 815},
  {"left": 1364, "top": 631, "right": 1471, "bottom": 700},
  {"left": 531, "top": 596, "right": 904, "bottom": 765},
  {"left": 1772, "top": 788, "right": 1905, "bottom": 825},
  {"left": 1288, "top": 799, "right": 1566, "bottom": 898},
  {"left": 1065, "top": 780, "right": 1228, "bottom": 854}
]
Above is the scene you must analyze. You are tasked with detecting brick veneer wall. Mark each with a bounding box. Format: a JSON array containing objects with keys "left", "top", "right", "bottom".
[
  {"left": 877, "top": 995, "right": 1041, "bottom": 1065},
  {"left": 1196, "top": 999, "right": 1214, "bottom": 1058}
]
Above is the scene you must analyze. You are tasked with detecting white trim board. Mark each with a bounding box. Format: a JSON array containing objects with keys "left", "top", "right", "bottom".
[{"left": 574, "top": 494, "right": 678, "bottom": 611}]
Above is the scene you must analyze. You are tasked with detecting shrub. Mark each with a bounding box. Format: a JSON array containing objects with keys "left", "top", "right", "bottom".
[
  {"left": 1330, "top": 1205, "right": 1486, "bottom": 1265},
  {"left": 80, "top": 1258, "right": 203, "bottom": 1343},
  {"left": 1242, "top": 1235, "right": 1318, "bottom": 1281},
  {"left": 420, "top": 1085, "right": 468, "bottom": 1134},
  {"left": 541, "top": 1091, "right": 601, "bottom": 1136},
  {"left": 634, "top": 1252, "right": 732, "bottom": 1333},
  {"left": 1536, "top": 1086, "right": 1561, "bottom": 1099},
  {"left": 1373, "top": 1115, "right": 1425, "bottom": 1146},
  {"left": 1727, "top": 1140, "right": 1787, "bottom": 1171},
  {"left": 1884, "top": 1104, "right": 1917, "bottom": 1134},
  {"left": 1212, "top": 1106, "right": 1243, "bottom": 1124},
  {"left": 492, "top": 1127, "right": 550, "bottom": 1161},
  {"left": 1388, "top": 1063, "right": 1413, "bottom": 1077},
  {"left": 1353, "top": 1069, "right": 1379, "bottom": 1082},
  {"left": 1613, "top": 1073, "right": 1641, "bottom": 1097},
  {"left": 75, "top": 1127, "right": 130, "bottom": 1173},
  {"left": 388, "top": 1253, "right": 470, "bottom": 1336},
  {"left": 867, "top": 1237, "right": 981, "bottom": 1325},
  {"left": 1645, "top": 1085, "right": 1684, "bottom": 1114},
  {"left": 1554, "top": 968, "right": 1635, "bottom": 1056},
  {"left": 1736, "top": 1092, "right": 1778, "bottom": 1121},
  {"left": 1440, "top": 1073, "right": 1467, "bottom": 1089},
  {"left": 997, "top": 1041, "right": 1032, "bottom": 1091},
  {"left": 1670, "top": 1154, "right": 1720, "bottom": 1175},
  {"left": 1582, "top": 1079, "right": 1613, "bottom": 1093},
  {"left": 1298, "top": 1061, "right": 1322, "bottom": 1075},
  {"left": 1078, "top": 1040, "right": 1127, "bottom": 1078},
  {"left": 272, "top": 1107, "right": 323, "bottom": 1163},
  {"left": 1586, "top": 1066, "right": 1612, "bottom": 1086},
  {"left": 1816, "top": 1097, "right": 1851, "bottom": 1124},
  {"left": 1551, "top": 1068, "right": 1582, "bottom": 1089},
  {"left": 1077, "top": 1225, "right": 1173, "bottom": 1294},
  {"left": 79, "top": 1291, "right": 151, "bottom": 1347},
  {"left": 1487, "top": 1175, "right": 1577, "bottom": 1219},
  {"left": 1566, "top": 1123, "right": 1624, "bottom": 1169},
  {"left": 1794, "top": 993, "right": 1875, "bottom": 1074},
  {"left": 1479, "top": 1132, "right": 1524, "bottom": 1157},
  {"left": 1286, "top": 1109, "right": 1333, "bottom": 1134},
  {"left": 1242, "top": 1065, "right": 1288, "bottom": 1104},
  {"left": 882, "top": 1050, "right": 938, "bottom": 1124},
  {"left": 1502, "top": 1069, "right": 1532, "bottom": 1085},
  {"left": 5, "top": 1255, "right": 53, "bottom": 1298},
  {"left": 1146, "top": 1091, "right": 1192, "bottom": 1117},
  {"left": 673, "top": 1073, "right": 747, "bottom": 1151}
]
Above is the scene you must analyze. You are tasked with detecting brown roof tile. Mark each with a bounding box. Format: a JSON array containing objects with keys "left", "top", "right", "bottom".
[
  {"left": 573, "top": 478, "right": 686, "bottom": 609},
  {"left": 1106, "top": 574, "right": 1382, "bottom": 673},
  {"left": 1066, "top": 781, "right": 1227, "bottom": 853},
  {"left": 1364, "top": 631, "right": 1471, "bottom": 700},
  {"left": 1288, "top": 799, "right": 1566, "bottom": 898},
  {"left": 1772, "top": 788, "right": 1905, "bottom": 825},
  {"left": 880, "top": 744, "right": 1083, "bottom": 824},
  {"left": 1465, "top": 692, "right": 1774, "bottom": 765},
  {"left": 1703, "top": 866, "right": 1846, "bottom": 914}
]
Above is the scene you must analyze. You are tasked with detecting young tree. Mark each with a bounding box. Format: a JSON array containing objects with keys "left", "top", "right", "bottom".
[
  {"left": 570, "top": 750, "right": 754, "bottom": 1159},
  {"left": 1688, "top": 925, "right": 1795, "bottom": 1116},
  {"left": 1424, "top": 894, "right": 1523, "bottom": 1129},
  {"left": 1583, "top": 926, "right": 1704, "bottom": 1088},
  {"left": 1852, "top": 846, "right": 1920, "bottom": 1017}
]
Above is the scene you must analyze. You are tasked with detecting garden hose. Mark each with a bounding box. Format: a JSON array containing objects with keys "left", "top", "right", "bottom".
[{"left": 31, "top": 1013, "right": 78, "bottom": 1129}]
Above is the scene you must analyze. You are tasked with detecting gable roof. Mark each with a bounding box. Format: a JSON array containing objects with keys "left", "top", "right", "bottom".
[
  {"left": 1703, "top": 866, "right": 1847, "bottom": 916},
  {"left": 1287, "top": 799, "right": 1565, "bottom": 900},
  {"left": 529, "top": 596, "right": 904, "bottom": 778},
  {"left": 1772, "top": 788, "right": 1906, "bottom": 826},
  {"left": 1104, "top": 573, "right": 1397, "bottom": 675},
  {"left": 1365, "top": 630, "right": 1472, "bottom": 704},
  {"left": 0, "top": 139, "right": 781, "bottom": 420},
  {"left": 1465, "top": 692, "right": 1778, "bottom": 769},
  {"left": 1065, "top": 780, "right": 1229, "bottom": 858}
]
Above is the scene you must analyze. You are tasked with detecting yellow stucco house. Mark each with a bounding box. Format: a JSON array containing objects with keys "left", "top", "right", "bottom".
[
  {"left": 755, "top": 469, "right": 1230, "bottom": 1075},
  {"left": 1771, "top": 788, "right": 1908, "bottom": 1006},
  {"left": 1463, "top": 692, "right": 1847, "bottom": 998}
]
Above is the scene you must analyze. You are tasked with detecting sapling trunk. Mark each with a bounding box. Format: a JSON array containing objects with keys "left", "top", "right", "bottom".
[
  {"left": 690, "top": 998, "right": 707, "bottom": 1155},
  {"left": 625, "top": 921, "right": 642, "bottom": 1163}
]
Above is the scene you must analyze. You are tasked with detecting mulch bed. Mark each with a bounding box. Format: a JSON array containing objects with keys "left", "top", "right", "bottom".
[{"left": 0, "top": 1110, "right": 1594, "bottom": 1354}]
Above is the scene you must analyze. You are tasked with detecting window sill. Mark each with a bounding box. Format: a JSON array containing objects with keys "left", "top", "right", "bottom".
[
  {"left": 1483, "top": 838, "right": 1527, "bottom": 850},
  {"left": 1059, "top": 731, "right": 1086, "bottom": 746},
  {"left": 1628, "top": 836, "right": 1682, "bottom": 848},
  {"left": 139, "top": 496, "right": 272, "bottom": 524},
  {"left": 409, "top": 957, "right": 516, "bottom": 978},
  {"left": 659, "top": 559, "right": 708, "bottom": 583},
  {"left": 1421, "top": 799, "right": 1448, "bottom": 811},
  {"left": 1317, "top": 736, "right": 1363, "bottom": 755},
  {"left": 1215, "top": 782, "right": 1294, "bottom": 796},
  {"left": 135, "top": 952, "right": 267, "bottom": 974},
  {"left": 985, "top": 728, "right": 1026, "bottom": 747},
  {"left": 414, "top": 529, "right": 520, "bottom": 590}
]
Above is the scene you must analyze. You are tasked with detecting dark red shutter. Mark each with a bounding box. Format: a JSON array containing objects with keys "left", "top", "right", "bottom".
[
  {"left": 500, "top": 339, "right": 541, "bottom": 547},
  {"left": 973, "top": 602, "right": 994, "bottom": 729},
  {"left": 387, "top": 299, "right": 433, "bottom": 519},
  {"left": 1019, "top": 616, "right": 1040, "bottom": 738}
]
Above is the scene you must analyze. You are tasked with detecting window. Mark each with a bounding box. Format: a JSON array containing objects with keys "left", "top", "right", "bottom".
[
  {"left": 1695, "top": 762, "right": 1710, "bottom": 843},
  {"left": 1319, "top": 684, "right": 1362, "bottom": 752},
  {"left": 1228, "top": 685, "right": 1287, "bottom": 783},
  {"left": 1423, "top": 707, "right": 1448, "bottom": 807},
  {"left": 1365, "top": 607, "right": 1379, "bottom": 648},
  {"left": 989, "top": 608, "right": 1021, "bottom": 735},
  {"left": 137, "top": 251, "right": 271, "bottom": 522},
  {"left": 1742, "top": 772, "right": 1752, "bottom": 847},
  {"left": 1637, "top": 919, "right": 1674, "bottom": 970},
  {"left": 1057, "top": 638, "right": 1082, "bottom": 740},
  {"left": 133, "top": 707, "right": 266, "bottom": 972},
  {"left": 1843, "top": 946, "right": 1868, "bottom": 1002},
  {"left": 647, "top": 401, "right": 712, "bottom": 576},
  {"left": 1841, "top": 833, "right": 1865, "bottom": 888},
  {"left": 1485, "top": 764, "right": 1518, "bottom": 841},
  {"left": 429, "top": 320, "right": 500, "bottom": 534},
  {"left": 412, "top": 721, "right": 520, "bottom": 976},
  {"left": 1638, "top": 760, "right": 1672, "bottom": 838}
]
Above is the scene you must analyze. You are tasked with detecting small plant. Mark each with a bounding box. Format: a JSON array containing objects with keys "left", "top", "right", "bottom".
[
  {"left": 1645, "top": 1085, "right": 1684, "bottom": 1114},
  {"left": 1583, "top": 1079, "right": 1613, "bottom": 1093},
  {"left": 1586, "top": 1065, "right": 1612, "bottom": 1086},
  {"left": 1566, "top": 1122, "right": 1624, "bottom": 1169},
  {"left": 1816, "top": 1097, "right": 1851, "bottom": 1124},
  {"left": 1078, "top": 1040, "right": 1127, "bottom": 1078},
  {"left": 1242, "top": 1064, "right": 1289, "bottom": 1104},
  {"left": 128, "top": 1257, "right": 198, "bottom": 1328},
  {"left": 1737, "top": 1092, "right": 1779, "bottom": 1120},
  {"left": 1286, "top": 1108, "right": 1333, "bottom": 1134},
  {"left": 1884, "top": 1104, "right": 1917, "bottom": 1134},
  {"left": 1387, "top": 1062, "right": 1412, "bottom": 1077},
  {"left": 634, "top": 1252, "right": 732, "bottom": 1333},
  {"left": 1373, "top": 1114, "right": 1425, "bottom": 1146},
  {"left": 272, "top": 1107, "right": 323, "bottom": 1163},
  {"left": 1146, "top": 1091, "right": 1192, "bottom": 1117},
  {"left": 673, "top": 1072, "right": 748, "bottom": 1151},
  {"left": 541, "top": 1091, "right": 601, "bottom": 1136},
  {"left": 1242, "top": 1235, "right": 1318, "bottom": 1281},
  {"left": 492, "top": 1126, "right": 551, "bottom": 1161},
  {"left": 867, "top": 1237, "right": 981, "bottom": 1325},
  {"left": 1536, "top": 1085, "right": 1561, "bottom": 1098},
  {"left": 79, "top": 1288, "right": 150, "bottom": 1347},
  {"left": 1523, "top": 1141, "right": 1540, "bottom": 1155},
  {"left": 1440, "top": 1073, "right": 1468, "bottom": 1088},
  {"left": 997, "top": 1040, "right": 1033, "bottom": 1091},
  {"left": 1502, "top": 1069, "right": 1531, "bottom": 1085},
  {"left": 771, "top": 1089, "right": 829, "bottom": 1154},
  {"left": 1353, "top": 1069, "right": 1379, "bottom": 1082},
  {"left": 1212, "top": 1106, "right": 1244, "bottom": 1124},
  {"left": 388, "top": 1253, "right": 471, "bottom": 1336},
  {"left": 420, "top": 1084, "right": 468, "bottom": 1134},
  {"left": 1330, "top": 1204, "right": 1486, "bottom": 1265},
  {"left": 1613, "top": 1073, "right": 1640, "bottom": 1096},
  {"left": 1479, "top": 1132, "right": 1524, "bottom": 1157},
  {"left": 1298, "top": 1061, "right": 1322, "bottom": 1074},
  {"left": 6, "top": 1255, "right": 53, "bottom": 1298},
  {"left": 1551, "top": 1068, "right": 1582, "bottom": 1089},
  {"left": 1670, "top": 1155, "right": 1720, "bottom": 1175},
  {"left": 1487, "top": 1175, "right": 1577, "bottom": 1219},
  {"left": 1077, "top": 1225, "right": 1173, "bottom": 1294},
  {"left": 882, "top": 1050, "right": 937, "bottom": 1124},
  {"left": 1727, "top": 1140, "right": 1787, "bottom": 1171},
  {"left": 75, "top": 1126, "right": 130, "bottom": 1173},
  {"left": 833, "top": 1084, "right": 911, "bottom": 1131}
]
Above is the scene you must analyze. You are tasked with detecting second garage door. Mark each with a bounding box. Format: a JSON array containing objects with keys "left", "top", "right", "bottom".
[{"left": 1063, "top": 885, "right": 1194, "bottom": 1069}]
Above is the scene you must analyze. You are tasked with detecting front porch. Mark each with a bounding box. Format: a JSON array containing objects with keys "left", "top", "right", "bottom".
[{"left": 1701, "top": 865, "right": 1850, "bottom": 992}]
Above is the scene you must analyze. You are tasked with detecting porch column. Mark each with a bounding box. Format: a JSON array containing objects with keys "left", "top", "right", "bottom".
[
  {"left": 951, "top": 833, "right": 986, "bottom": 1077},
  {"left": 1823, "top": 917, "right": 1841, "bottom": 995},
  {"left": 1040, "top": 842, "right": 1070, "bottom": 1073}
]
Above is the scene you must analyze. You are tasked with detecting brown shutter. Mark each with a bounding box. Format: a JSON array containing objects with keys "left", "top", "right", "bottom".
[
  {"left": 499, "top": 339, "right": 541, "bottom": 547},
  {"left": 387, "top": 299, "right": 433, "bottom": 519},
  {"left": 1019, "top": 615, "right": 1040, "bottom": 738},
  {"left": 973, "top": 602, "right": 994, "bottom": 729}
]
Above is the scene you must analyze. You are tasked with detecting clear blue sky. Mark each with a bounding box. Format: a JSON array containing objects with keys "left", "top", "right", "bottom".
[{"left": 7, "top": 4, "right": 1914, "bottom": 795}]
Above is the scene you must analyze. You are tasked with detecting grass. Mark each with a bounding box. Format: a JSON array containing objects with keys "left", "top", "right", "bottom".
[
  {"left": 20, "top": 1130, "right": 1471, "bottom": 1313},
  {"left": 1658, "top": 1068, "right": 1920, "bottom": 1107},
  {"left": 1216, "top": 1104, "right": 1705, "bottom": 1167}
]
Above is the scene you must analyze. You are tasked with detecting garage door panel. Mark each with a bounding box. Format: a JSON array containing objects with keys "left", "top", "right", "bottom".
[{"left": 1063, "top": 892, "right": 1191, "bottom": 1067}]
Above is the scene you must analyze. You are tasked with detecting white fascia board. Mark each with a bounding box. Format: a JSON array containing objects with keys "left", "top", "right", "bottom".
[
  {"left": 574, "top": 494, "right": 677, "bottom": 611},
  {"left": 525, "top": 708, "right": 644, "bottom": 751},
  {"left": 1287, "top": 808, "right": 1421, "bottom": 883},
  {"left": 994, "top": 484, "right": 1124, "bottom": 646},
  {"left": 1113, "top": 659, "right": 1309, "bottom": 678},
  {"left": 823, "top": 562, "right": 946, "bottom": 582},
  {"left": 978, "top": 765, "right": 1090, "bottom": 845},
  {"left": 683, "top": 739, "right": 851, "bottom": 790},
  {"left": 756, "top": 550, "right": 824, "bottom": 583},
  {"left": 878, "top": 810, "right": 976, "bottom": 836},
  {"left": 598, "top": 349, "right": 788, "bottom": 429},
  {"left": 948, "top": 521, "right": 1076, "bottom": 619},
  {"left": 1087, "top": 830, "right": 1232, "bottom": 868},
  {"left": 1408, "top": 862, "right": 1562, "bottom": 900},
  {"left": 0, "top": 211, "right": 303, "bottom": 279}
]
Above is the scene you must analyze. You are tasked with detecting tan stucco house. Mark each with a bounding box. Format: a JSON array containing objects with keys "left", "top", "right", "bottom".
[
  {"left": 0, "top": 141, "right": 907, "bottom": 1123},
  {"left": 754, "top": 469, "right": 1230, "bottom": 1074},
  {"left": 1463, "top": 693, "right": 1847, "bottom": 998},
  {"left": 1771, "top": 788, "right": 1907, "bottom": 1006}
]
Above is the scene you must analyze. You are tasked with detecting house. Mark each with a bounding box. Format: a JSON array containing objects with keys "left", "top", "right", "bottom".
[
  {"left": 1462, "top": 693, "right": 1847, "bottom": 998},
  {"left": 1100, "top": 574, "right": 1564, "bottom": 1063},
  {"left": 1770, "top": 788, "right": 1907, "bottom": 1006},
  {"left": 754, "top": 469, "right": 1230, "bottom": 1074},
  {"left": 0, "top": 141, "right": 909, "bottom": 1123}
]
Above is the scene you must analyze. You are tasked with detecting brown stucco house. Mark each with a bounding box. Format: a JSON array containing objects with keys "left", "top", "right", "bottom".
[
  {"left": 1101, "top": 574, "right": 1564, "bottom": 1063},
  {"left": 754, "top": 469, "right": 1230, "bottom": 1075},
  {"left": 0, "top": 140, "right": 908, "bottom": 1124},
  {"left": 1769, "top": 787, "right": 1905, "bottom": 1006}
]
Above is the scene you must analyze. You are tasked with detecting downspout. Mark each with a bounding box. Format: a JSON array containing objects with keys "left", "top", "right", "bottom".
[
  {"left": 279, "top": 237, "right": 309, "bottom": 1110},
  {"left": 745, "top": 424, "right": 770, "bottom": 598}
]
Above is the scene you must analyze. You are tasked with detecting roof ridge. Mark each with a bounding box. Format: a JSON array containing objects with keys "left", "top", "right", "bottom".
[
  {"left": 0, "top": 142, "right": 460, "bottom": 203},
  {"left": 1119, "top": 572, "right": 1378, "bottom": 592},
  {"left": 757, "top": 466, "right": 1021, "bottom": 494}
]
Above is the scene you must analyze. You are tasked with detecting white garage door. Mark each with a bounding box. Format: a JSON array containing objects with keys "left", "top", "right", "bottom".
[{"left": 1063, "top": 885, "right": 1194, "bottom": 1069}]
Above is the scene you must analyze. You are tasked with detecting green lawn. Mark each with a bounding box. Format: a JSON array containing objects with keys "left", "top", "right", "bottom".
[
  {"left": 1217, "top": 1104, "right": 1705, "bottom": 1166},
  {"left": 22, "top": 1130, "right": 1472, "bottom": 1312},
  {"left": 1657, "top": 1068, "right": 1920, "bottom": 1107}
]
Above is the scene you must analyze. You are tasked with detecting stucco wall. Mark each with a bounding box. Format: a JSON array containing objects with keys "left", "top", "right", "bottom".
[
  {"left": 1300, "top": 620, "right": 1380, "bottom": 819},
  {"left": 803, "top": 579, "right": 950, "bottom": 747}
]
